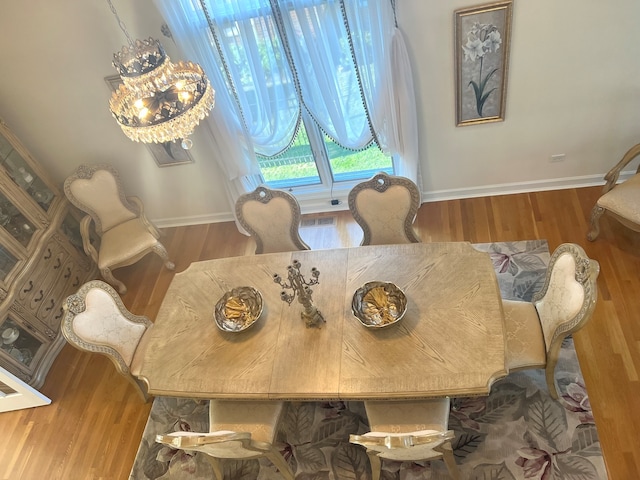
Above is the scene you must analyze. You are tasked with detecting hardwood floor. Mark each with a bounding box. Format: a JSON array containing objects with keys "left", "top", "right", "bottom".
[{"left": 1, "top": 185, "right": 638, "bottom": 479}]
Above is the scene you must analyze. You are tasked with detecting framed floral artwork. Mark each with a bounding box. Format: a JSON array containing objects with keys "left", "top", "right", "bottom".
[
  {"left": 455, "top": 1, "right": 513, "bottom": 126},
  {"left": 104, "top": 75, "right": 195, "bottom": 167}
]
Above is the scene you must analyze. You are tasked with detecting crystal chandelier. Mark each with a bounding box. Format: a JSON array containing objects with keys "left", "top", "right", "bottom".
[{"left": 106, "top": 0, "right": 215, "bottom": 149}]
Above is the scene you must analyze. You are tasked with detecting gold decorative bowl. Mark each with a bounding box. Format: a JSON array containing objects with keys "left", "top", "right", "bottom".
[
  {"left": 351, "top": 281, "right": 407, "bottom": 328},
  {"left": 214, "top": 286, "right": 263, "bottom": 332}
]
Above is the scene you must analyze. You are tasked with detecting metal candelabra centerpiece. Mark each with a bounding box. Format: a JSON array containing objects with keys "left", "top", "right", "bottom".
[{"left": 273, "top": 260, "right": 325, "bottom": 328}]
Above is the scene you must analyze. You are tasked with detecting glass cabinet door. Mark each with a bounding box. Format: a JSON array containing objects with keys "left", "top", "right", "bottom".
[
  {"left": 61, "top": 208, "right": 100, "bottom": 254},
  {"left": 0, "top": 191, "right": 36, "bottom": 247},
  {"left": 61, "top": 211, "right": 84, "bottom": 252},
  {"left": 0, "top": 246, "right": 18, "bottom": 283},
  {"left": 0, "top": 318, "right": 42, "bottom": 369},
  {"left": 0, "top": 133, "right": 54, "bottom": 212}
]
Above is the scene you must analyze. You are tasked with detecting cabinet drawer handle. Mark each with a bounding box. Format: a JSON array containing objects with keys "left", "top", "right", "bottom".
[
  {"left": 45, "top": 299, "right": 55, "bottom": 311},
  {"left": 53, "top": 258, "right": 61, "bottom": 269},
  {"left": 44, "top": 248, "right": 52, "bottom": 260},
  {"left": 64, "top": 266, "right": 72, "bottom": 279},
  {"left": 34, "top": 290, "right": 44, "bottom": 302},
  {"left": 23, "top": 280, "right": 34, "bottom": 293},
  {"left": 72, "top": 277, "right": 80, "bottom": 288},
  {"left": 24, "top": 323, "right": 36, "bottom": 333}
]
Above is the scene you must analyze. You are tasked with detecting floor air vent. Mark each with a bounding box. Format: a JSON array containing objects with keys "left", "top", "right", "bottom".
[{"left": 301, "top": 216, "right": 336, "bottom": 227}]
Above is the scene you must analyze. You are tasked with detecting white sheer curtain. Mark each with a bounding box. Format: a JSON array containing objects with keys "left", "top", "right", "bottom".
[
  {"left": 154, "top": 0, "right": 419, "bottom": 195},
  {"left": 153, "top": 0, "right": 263, "bottom": 201},
  {"left": 277, "top": 0, "right": 373, "bottom": 149},
  {"left": 199, "top": 1, "right": 301, "bottom": 157},
  {"left": 341, "top": 0, "right": 419, "bottom": 178}
]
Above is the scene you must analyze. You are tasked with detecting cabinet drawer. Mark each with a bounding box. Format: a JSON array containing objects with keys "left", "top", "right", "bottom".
[
  {"left": 17, "top": 238, "right": 65, "bottom": 304},
  {"left": 27, "top": 249, "right": 66, "bottom": 312},
  {"left": 37, "top": 257, "right": 86, "bottom": 330}
]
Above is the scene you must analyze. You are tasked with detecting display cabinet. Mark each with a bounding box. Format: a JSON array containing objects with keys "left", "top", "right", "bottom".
[{"left": 0, "top": 118, "right": 96, "bottom": 388}]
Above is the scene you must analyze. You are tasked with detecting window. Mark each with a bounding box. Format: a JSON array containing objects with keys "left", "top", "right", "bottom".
[
  {"left": 206, "top": 0, "right": 395, "bottom": 192},
  {"left": 155, "top": 0, "right": 417, "bottom": 202},
  {"left": 257, "top": 116, "right": 393, "bottom": 190}
]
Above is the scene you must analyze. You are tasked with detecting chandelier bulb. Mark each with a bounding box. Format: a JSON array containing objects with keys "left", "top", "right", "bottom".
[{"left": 181, "top": 138, "right": 193, "bottom": 150}]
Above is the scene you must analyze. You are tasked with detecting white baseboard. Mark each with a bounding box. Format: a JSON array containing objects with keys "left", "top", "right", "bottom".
[
  {"left": 151, "top": 171, "right": 634, "bottom": 228},
  {"left": 420, "top": 173, "right": 608, "bottom": 203}
]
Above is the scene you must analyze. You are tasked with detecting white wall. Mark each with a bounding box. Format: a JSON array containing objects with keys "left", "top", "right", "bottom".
[
  {"left": 399, "top": 0, "right": 640, "bottom": 199},
  {"left": 0, "top": 1, "right": 639, "bottom": 226},
  {"left": 0, "top": 1, "right": 232, "bottom": 226}
]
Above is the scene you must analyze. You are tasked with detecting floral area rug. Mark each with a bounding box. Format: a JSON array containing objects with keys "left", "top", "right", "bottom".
[{"left": 130, "top": 240, "right": 606, "bottom": 480}]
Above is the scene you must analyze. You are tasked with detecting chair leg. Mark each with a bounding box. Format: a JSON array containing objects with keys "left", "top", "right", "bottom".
[
  {"left": 545, "top": 342, "right": 562, "bottom": 400},
  {"left": 545, "top": 361, "right": 560, "bottom": 400},
  {"left": 436, "top": 441, "right": 460, "bottom": 480},
  {"left": 366, "top": 450, "right": 382, "bottom": 480},
  {"left": 587, "top": 205, "right": 605, "bottom": 241},
  {"left": 100, "top": 267, "right": 127, "bottom": 295},
  {"left": 264, "top": 446, "right": 295, "bottom": 480},
  {"left": 153, "top": 243, "right": 175, "bottom": 270},
  {"left": 203, "top": 455, "right": 224, "bottom": 480}
]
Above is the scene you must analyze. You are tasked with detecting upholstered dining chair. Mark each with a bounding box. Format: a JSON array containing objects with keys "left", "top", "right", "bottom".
[
  {"left": 348, "top": 172, "right": 422, "bottom": 246},
  {"left": 350, "top": 397, "right": 459, "bottom": 480},
  {"left": 587, "top": 142, "right": 640, "bottom": 241},
  {"left": 501, "top": 243, "right": 599, "bottom": 399},
  {"left": 156, "top": 400, "right": 295, "bottom": 480},
  {"left": 61, "top": 280, "right": 152, "bottom": 402},
  {"left": 235, "top": 185, "right": 310, "bottom": 254},
  {"left": 63, "top": 163, "right": 174, "bottom": 294}
]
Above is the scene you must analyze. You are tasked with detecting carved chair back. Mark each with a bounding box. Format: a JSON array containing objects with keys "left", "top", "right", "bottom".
[
  {"left": 350, "top": 397, "right": 459, "bottom": 479},
  {"left": 63, "top": 164, "right": 173, "bottom": 295},
  {"left": 156, "top": 400, "right": 295, "bottom": 480},
  {"left": 348, "top": 172, "right": 421, "bottom": 246},
  {"left": 235, "top": 186, "right": 310, "bottom": 254},
  {"left": 533, "top": 243, "right": 599, "bottom": 355},
  {"left": 62, "top": 280, "right": 152, "bottom": 401},
  {"left": 64, "top": 164, "right": 137, "bottom": 235}
]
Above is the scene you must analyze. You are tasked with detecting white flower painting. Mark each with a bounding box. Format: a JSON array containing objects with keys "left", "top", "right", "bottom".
[{"left": 455, "top": 2, "right": 513, "bottom": 126}]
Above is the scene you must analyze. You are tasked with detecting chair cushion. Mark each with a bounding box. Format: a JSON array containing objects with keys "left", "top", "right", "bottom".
[
  {"left": 240, "top": 197, "right": 301, "bottom": 253},
  {"left": 68, "top": 169, "right": 137, "bottom": 231},
  {"left": 597, "top": 173, "right": 640, "bottom": 224},
  {"left": 98, "top": 219, "right": 159, "bottom": 269},
  {"left": 534, "top": 253, "right": 585, "bottom": 348},
  {"left": 502, "top": 299, "right": 546, "bottom": 370},
  {"left": 355, "top": 185, "right": 414, "bottom": 245},
  {"left": 72, "top": 288, "right": 146, "bottom": 366}
]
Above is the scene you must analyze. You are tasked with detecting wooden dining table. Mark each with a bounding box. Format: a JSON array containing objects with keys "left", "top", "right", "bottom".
[{"left": 136, "top": 242, "right": 507, "bottom": 400}]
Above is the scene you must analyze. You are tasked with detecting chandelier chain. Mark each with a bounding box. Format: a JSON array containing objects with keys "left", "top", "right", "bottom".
[{"left": 107, "top": 0, "right": 134, "bottom": 47}]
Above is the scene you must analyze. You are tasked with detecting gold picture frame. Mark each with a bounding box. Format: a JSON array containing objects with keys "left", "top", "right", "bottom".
[
  {"left": 455, "top": 1, "right": 513, "bottom": 126},
  {"left": 104, "top": 75, "right": 195, "bottom": 167}
]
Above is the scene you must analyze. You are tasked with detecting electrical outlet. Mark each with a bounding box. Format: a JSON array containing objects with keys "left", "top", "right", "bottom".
[{"left": 550, "top": 154, "right": 566, "bottom": 163}]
